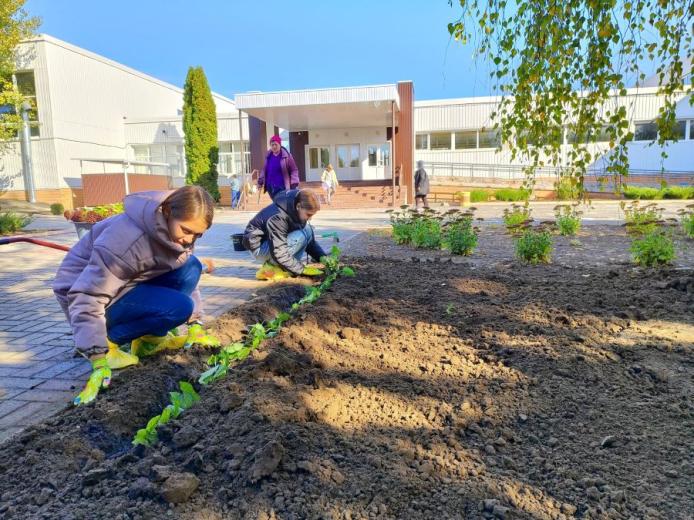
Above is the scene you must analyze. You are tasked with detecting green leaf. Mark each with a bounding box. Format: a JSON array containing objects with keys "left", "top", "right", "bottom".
[{"left": 339, "top": 266, "right": 355, "bottom": 277}]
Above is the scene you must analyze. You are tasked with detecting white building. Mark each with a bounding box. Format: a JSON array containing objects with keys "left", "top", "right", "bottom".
[
  {"left": 0, "top": 34, "right": 691, "bottom": 209},
  {"left": 0, "top": 34, "right": 249, "bottom": 209}
]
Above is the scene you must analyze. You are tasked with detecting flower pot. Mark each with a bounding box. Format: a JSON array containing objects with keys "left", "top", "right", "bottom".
[
  {"left": 231, "top": 233, "right": 246, "bottom": 251},
  {"left": 73, "top": 222, "right": 95, "bottom": 239}
]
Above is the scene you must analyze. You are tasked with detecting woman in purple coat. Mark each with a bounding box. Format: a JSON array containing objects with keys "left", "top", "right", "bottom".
[{"left": 253, "top": 135, "right": 300, "bottom": 200}]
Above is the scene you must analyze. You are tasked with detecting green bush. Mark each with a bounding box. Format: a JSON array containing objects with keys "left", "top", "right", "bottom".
[
  {"left": 680, "top": 208, "right": 694, "bottom": 238},
  {"left": 630, "top": 232, "right": 675, "bottom": 267},
  {"left": 661, "top": 186, "right": 694, "bottom": 199},
  {"left": 443, "top": 217, "right": 478, "bottom": 255},
  {"left": 470, "top": 189, "right": 493, "bottom": 203},
  {"left": 392, "top": 222, "right": 414, "bottom": 244},
  {"left": 555, "top": 204, "right": 582, "bottom": 236},
  {"left": 495, "top": 188, "right": 531, "bottom": 202},
  {"left": 503, "top": 203, "right": 532, "bottom": 232},
  {"left": 411, "top": 218, "right": 442, "bottom": 249},
  {"left": 50, "top": 203, "right": 64, "bottom": 215},
  {"left": 555, "top": 177, "right": 580, "bottom": 201},
  {"left": 620, "top": 201, "right": 663, "bottom": 235},
  {"left": 0, "top": 212, "right": 31, "bottom": 235},
  {"left": 515, "top": 230, "right": 553, "bottom": 264},
  {"left": 622, "top": 186, "right": 661, "bottom": 200}
]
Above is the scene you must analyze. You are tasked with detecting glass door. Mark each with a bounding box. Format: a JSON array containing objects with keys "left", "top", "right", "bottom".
[
  {"left": 305, "top": 146, "right": 331, "bottom": 182},
  {"left": 364, "top": 143, "right": 391, "bottom": 180}
]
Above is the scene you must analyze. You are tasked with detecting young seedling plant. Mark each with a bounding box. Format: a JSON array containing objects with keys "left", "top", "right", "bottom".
[
  {"left": 132, "top": 381, "right": 199, "bottom": 446},
  {"left": 131, "top": 246, "right": 355, "bottom": 446},
  {"left": 554, "top": 204, "right": 583, "bottom": 236},
  {"left": 503, "top": 203, "right": 533, "bottom": 234}
]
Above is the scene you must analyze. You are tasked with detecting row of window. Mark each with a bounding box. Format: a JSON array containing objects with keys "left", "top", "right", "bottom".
[
  {"left": 131, "top": 141, "right": 252, "bottom": 176},
  {"left": 416, "top": 130, "right": 501, "bottom": 151},
  {"left": 417, "top": 120, "right": 694, "bottom": 151},
  {"left": 308, "top": 144, "right": 391, "bottom": 169}
]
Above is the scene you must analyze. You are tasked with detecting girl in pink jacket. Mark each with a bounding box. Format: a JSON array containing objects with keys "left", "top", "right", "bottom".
[{"left": 54, "top": 186, "right": 218, "bottom": 404}]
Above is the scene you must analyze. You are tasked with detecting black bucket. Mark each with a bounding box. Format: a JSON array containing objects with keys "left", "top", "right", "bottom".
[{"left": 231, "top": 233, "right": 246, "bottom": 252}]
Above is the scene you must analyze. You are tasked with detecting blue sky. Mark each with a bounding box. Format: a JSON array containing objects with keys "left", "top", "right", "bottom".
[{"left": 25, "top": 0, "right": 495, "bottom": 100}]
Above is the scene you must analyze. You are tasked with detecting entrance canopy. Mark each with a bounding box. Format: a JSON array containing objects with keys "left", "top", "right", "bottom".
[{"left": 235, "top": 84, "right": 400, "bottom": 130}]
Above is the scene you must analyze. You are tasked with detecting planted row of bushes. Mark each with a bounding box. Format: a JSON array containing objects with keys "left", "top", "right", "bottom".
[
  {"left": 390, "top": 201, "right": 692, "bottom": 268},
  {"left": 622, "top": 185, "right": 694, "bottom": 200},
  {"left": 464, "top": 188, "right": 531, "bottom": 203},
  {"left": 389, "top": 206, "right": 480, "bottom": 256}
]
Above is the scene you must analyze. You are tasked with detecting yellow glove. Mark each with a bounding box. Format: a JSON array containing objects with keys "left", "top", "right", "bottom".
[
  {"left": 302, "top": 266, "right": 324, "bottom": 277},
  {"left": 73, "top": 357, "right": 111, "bottom": 406}
]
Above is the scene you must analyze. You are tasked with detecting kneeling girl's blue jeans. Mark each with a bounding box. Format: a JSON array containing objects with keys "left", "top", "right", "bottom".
[
  {"left": 250, "top": 227, "right": 313, "bottom": 265},
  {"left": 105, "top": 255, "right": 202, "bottom": 344}
]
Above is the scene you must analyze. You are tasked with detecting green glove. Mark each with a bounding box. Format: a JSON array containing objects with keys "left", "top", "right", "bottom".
[
  {"left": 302, "top": 266, "right": 324, "bottom": 277},
  {"left": 73, "top": 357, "right": 111, "bottom": 406},
  {"left": 184, "top": 323, "right": 221, "bottom": 349}
]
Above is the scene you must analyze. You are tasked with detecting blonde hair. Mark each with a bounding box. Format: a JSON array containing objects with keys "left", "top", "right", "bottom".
[
  {"left": 326, "top": 164, "right": 333, "bottom": 171},
  {"left": 161, "top": 185, "right": 214, "bottom": 228}
]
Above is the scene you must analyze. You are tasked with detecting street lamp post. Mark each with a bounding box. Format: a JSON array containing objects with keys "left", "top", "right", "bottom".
[{"left": 19, "top": 101, "right": 36, "bottom": 203}]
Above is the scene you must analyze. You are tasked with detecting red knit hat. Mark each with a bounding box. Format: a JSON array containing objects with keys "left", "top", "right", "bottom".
[{"left": 269, "top": 135, "right": 282, "bottom": 145}]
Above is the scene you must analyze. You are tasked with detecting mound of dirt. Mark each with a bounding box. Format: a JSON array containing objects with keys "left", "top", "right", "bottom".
[{"left": 0, "top": 259, "right": 691, "bottom": 520}]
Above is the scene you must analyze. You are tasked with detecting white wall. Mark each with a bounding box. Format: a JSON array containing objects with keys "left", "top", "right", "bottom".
[
  {"left": 413, "top": 89, "right": 693, "bottom": 175},
  {"left": 1, "top": 34, "right": 241, "bottom": 193},
  {"left": 307, "top": 127, "right": 389, "bottom": 181}
]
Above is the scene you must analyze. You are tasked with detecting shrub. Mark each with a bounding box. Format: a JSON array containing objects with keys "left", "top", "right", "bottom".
[
  {"left": 64, "top": 203, "right": 125, "bottom": 224},
  {"left": 554, "top": 204, "right": 582, "bottom": 236},
  {"left": 630, "top": 232, "right": 675, "bottom": 267},
  {"left": 661, "top": 186, "right": 694, "bottom": 199},
  {"left": 411, "top": 217, "right": 442, "bottom": 249},
  {"left": 443, "top": 215, "right": 478, "bottom": 255},
  {"left": 50, "top": 203, "right": 64, "bottom": 215},
  {"left": 503, "top": 203, "right": 532, "bottom": 232},
  {"left": 515, "top": 230, "right": 553, "bottom": 264},
  {"left": 555, "top": 177, "right": 580, "bottom": 200},
  {"left": 620, "top": 201, "right": 663, "bottom": 235},
  {"left": 495, "top": 187, "right": 531, "bottom": 202},
  {"left": 388, "top": 206, "right": 416, "bottom": 244},
  {"left": 0, "top": 212, "right": 31, "bottom": 235},
  {"left": 470, "top": 189, "right": 493, "bottom": 203},
  {"left": 622, "top": 186, "right": 660, "bottom": 200},
  {"left": 679, "top": 206, "right": 694, "bottom": 238}
]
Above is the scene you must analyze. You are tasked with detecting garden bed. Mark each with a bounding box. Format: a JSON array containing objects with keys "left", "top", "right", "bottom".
[{"left": 0, "top": 238, "right": 692, "bottom": 519}]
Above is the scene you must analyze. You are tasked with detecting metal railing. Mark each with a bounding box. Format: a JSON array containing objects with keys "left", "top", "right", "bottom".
[{"left": 424, "top": 161, "right": 694, "bottom": 192}]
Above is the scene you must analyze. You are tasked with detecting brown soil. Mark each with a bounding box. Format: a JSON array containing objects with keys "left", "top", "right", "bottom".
[{"left": 0, "top": 247, "right": 692, "bottom": 519}]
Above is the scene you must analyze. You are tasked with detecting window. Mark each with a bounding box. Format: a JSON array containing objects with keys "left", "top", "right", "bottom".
[
  {"left": 668, "top": 120, "right": 687, "bottom": 140},
  {"left": 336, "top": 144, "right": 360, "bottom": 168},
  {"left": 689, "top": 121, "right": 693, "bottom": 140},
  {"left": 454, "top": 131, "right": 477, "bottom": 150},
  {"left": 634, "top": 122, "right": 658, "bottom": 141},
  {"left": 309, "top": 147, "right": 330, "bottom": 169},
  {"left": 218, "top": 141, "right": 250, "bottom": 175},
  {"left": 14, "top": 71, "right": 39, "bottom": 137},
  {"left": 367, "top": 144, "right": 390, "bottom": 167},
  {"left": 415, "top": 134, "right": 428, "bottom": 150},
  {"left": 478, "top": 130, "right": 501, "bottom": 148},
  {"left": 349, "top": 144, "right": 360, "bottom": 167},
  {"left": 131, "top": 144, "right": 186, "bottom": 176},
  {"left": 429, "top": 132, "right": 452, "bottom": 150}
]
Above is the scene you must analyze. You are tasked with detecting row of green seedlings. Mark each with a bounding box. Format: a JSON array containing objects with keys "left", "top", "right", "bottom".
[
  {"left": 132, "top": 246, "right": 354, "bottom": 447},
  {"left": 387, "top": 206, "right": 481, "bottom": 256},
  {"left": 501, "top": 201, "right": 694, "bottom": 266}
]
